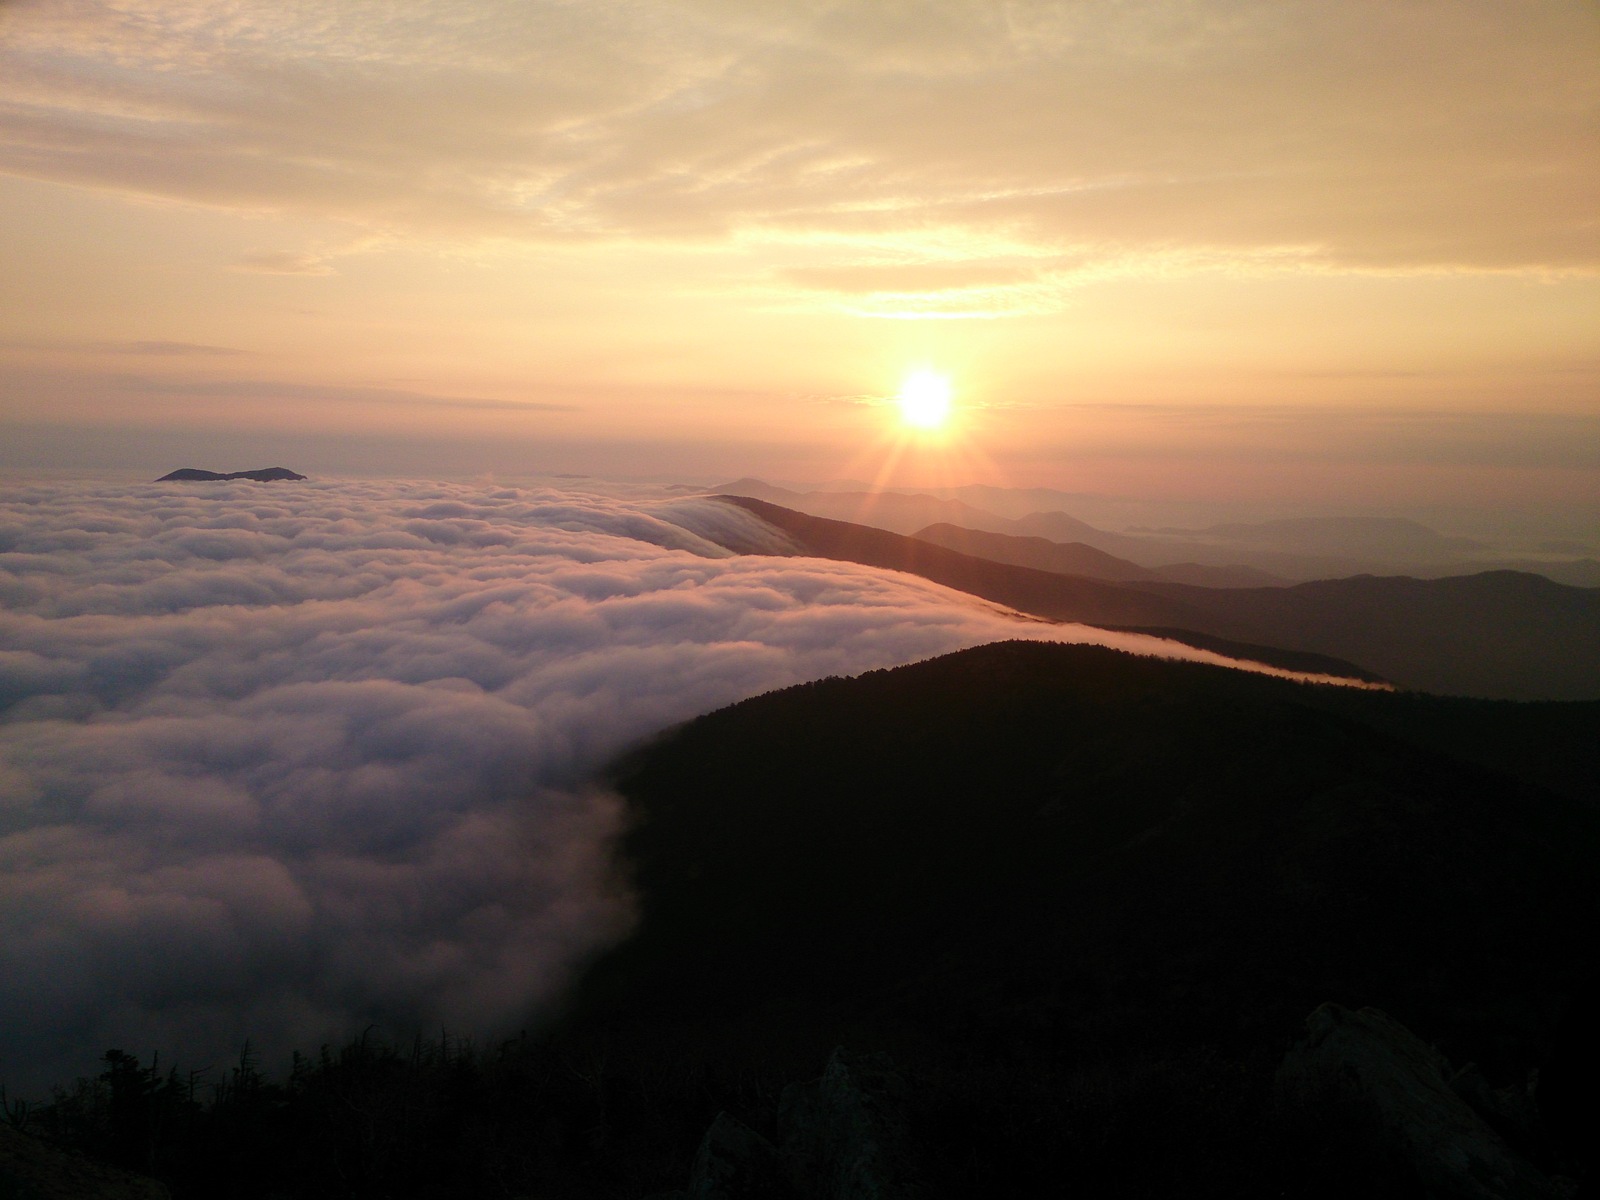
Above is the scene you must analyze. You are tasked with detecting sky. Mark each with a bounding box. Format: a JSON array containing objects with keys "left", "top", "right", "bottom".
[
  {"left": 0, "top": 477, "right": 1367, "bottom": 1092},
  {"left": 1, "top": 0, "right": 1597, "bottom": 514}
]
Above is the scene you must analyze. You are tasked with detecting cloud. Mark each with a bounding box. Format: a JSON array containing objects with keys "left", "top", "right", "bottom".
[
  {"left": 232, "top": 250, "right": 335, "bottom": 276},
  {"left": 0, "top": 0, "right": 1592, "bottom": 276},
  {"left": 777, "top": 260, "right": 1060, "bottom": 319},
  {"left": 0, "top": 478, "right": 1369, "bottom": 1092},
  {"left": 781, "top": 263, "right": 1040, "bottom": 294}
]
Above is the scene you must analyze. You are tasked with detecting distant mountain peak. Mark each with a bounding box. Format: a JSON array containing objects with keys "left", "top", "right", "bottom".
[{"left": 156, "top": 467, "right": 306, "bottom": 482}]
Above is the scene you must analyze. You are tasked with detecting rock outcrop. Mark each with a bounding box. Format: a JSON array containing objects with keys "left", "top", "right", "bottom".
[
  {"left": 666, "top": 1049, "right": 920, "bottom": 1200},
  {"left": 0, "top": 1124, "right": 170, "bottom": 1200},
  {"left": 777, "top": 1049, "right": 921, "bottom": 1200},
  {"left": 685, "top": 1112, "right": 791, "bottom": 1200},
  {"left": 1277, "top": 1003, "right": 1562, "bottom": 1200}
]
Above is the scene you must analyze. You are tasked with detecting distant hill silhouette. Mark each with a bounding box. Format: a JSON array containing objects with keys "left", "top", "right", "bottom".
[
  {"left": 1145, "top": 515, "right": 1483, "bottom": 560},
  {"left": 156, "top": 466, "right": 306, "bottom": 481},
  {"left": 715, "top": 479, "right": 1600, "bottom": 586},
  {"left": 564, "top": 640, "right": 1600, "bottom": 1196},
  {"left": 716, "top": 477, "right": 1000, "bottom": 534},
  {"left": 715, "top": 479, "right": 1399, "bottom": 577},
  {"left": 913, "top": 521, "right": 1285, "bottom": 587},
  {"left": 717, "top": 495, "right": 1600, "bottom": 700},
  {"left": 927, "top": 507, "right": 1472, "bottom": 581}
]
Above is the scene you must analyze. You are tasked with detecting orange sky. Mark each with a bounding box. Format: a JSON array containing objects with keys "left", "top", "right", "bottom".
[{"left": 1, "top": 0, "right": 1596, "bottom": 513}]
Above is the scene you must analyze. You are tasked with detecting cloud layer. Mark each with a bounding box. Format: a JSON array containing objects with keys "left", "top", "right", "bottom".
[{"left": 0, "top": 476, "right": 1349, "bottom": 1092}]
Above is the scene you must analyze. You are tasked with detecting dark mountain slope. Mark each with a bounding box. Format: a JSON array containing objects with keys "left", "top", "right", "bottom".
[
  {"left": 719, "top": 495, "right": 1600, "bottom": 699},
  {"left": 568, "top": 640, "right": 1600, "bottom": 1196},
  {"left": 589, "top": 642, "right": 1599, "bottom": 1044},
  {"left": 1127, "top": 570, "right": 1600, "bottom": 703}
]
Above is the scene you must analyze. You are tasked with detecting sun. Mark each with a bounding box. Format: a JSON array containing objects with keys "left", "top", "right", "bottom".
[{"left": 897, "top": 369, "right": 953, "bottom": 430}]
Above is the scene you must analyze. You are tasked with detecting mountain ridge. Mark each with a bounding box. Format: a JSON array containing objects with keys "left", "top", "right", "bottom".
[
  {"left": 913, "top": 521, "right": 1286, "bottom": 587},
  {"left": 714, "top": 494, "right": 1600, "bottom": 700},
  {"left": 714, "top": 479, "right": 1600, "bottom": 587}
]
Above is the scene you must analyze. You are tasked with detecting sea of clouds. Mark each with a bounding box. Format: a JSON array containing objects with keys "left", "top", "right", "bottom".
[{"left": 0, "top": 477, "right": 1342, "bottom": 1093}]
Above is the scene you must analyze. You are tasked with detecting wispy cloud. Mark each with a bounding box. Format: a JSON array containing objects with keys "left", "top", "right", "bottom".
[
  {"left": 232, "top": 250, "right": 335, "bottom": 275},
  {"left": 781, "top": 263, "right": 1040, "bottom": 294},
  {"left": 0, "top": 0, "right": 1592, "bottom": 278}
]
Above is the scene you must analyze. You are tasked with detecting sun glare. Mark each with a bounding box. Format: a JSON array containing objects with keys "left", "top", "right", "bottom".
[{"left": 898, "top": 369, "right": 953, "bottom": 431}]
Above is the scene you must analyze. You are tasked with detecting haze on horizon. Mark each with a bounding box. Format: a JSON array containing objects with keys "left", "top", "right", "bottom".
[{"left": 1, "top": 0, "right": 1596, "bottom": 526}]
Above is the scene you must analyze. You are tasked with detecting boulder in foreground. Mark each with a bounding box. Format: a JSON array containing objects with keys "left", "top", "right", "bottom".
[
  {"left": 0, "top": 1124, "right": 170, "bottom": 1200},
  {"left": 1277, "top": 1003, "right": 1560, "bottom": 1200}
]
